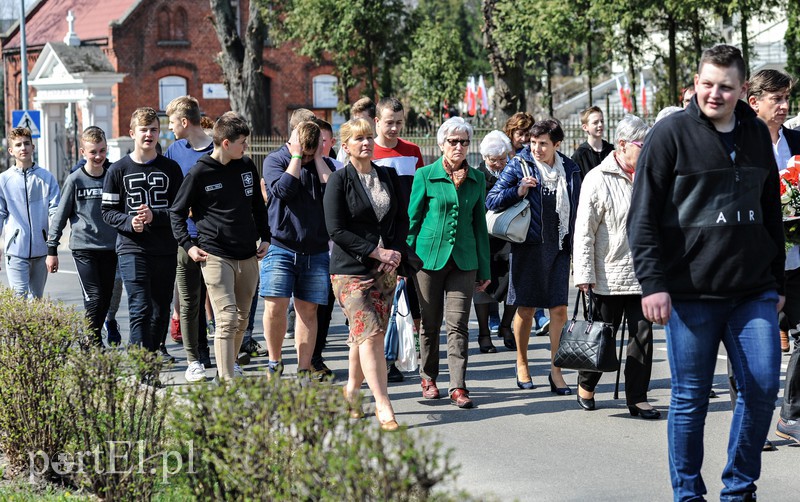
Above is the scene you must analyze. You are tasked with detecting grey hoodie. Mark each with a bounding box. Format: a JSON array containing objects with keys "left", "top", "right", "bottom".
[{"left": 0, "top": 164, "right": 60, "bottom": 258}]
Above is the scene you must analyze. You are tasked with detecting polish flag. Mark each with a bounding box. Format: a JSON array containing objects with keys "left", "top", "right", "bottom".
[
  {"left": 464, "top": 77, "right": 477, "bottom": 116},
  {"left": 477, "top": 75, "right": 489, "bottom": 115},
  {"left": 640, "top": 73, "right": 647, "bottom": 117}
]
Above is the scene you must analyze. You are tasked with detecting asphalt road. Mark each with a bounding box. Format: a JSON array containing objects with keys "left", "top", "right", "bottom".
[{"left": 29, "top": 248, "right": 798, "bottom": 501}]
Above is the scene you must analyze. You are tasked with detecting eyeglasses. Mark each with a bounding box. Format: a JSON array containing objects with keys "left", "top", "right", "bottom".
[
  {"left": 445, "top": 138, "right": 470, "bottom": 147},
  {"left": 628, "top": 140, "right": 643, "bottom": 148}
]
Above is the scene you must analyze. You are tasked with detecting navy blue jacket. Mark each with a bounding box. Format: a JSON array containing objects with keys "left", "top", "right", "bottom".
[
  {"left": 262, "top": 145, "right": 332, "bottom": 255},
  {"left": 485, "top": 147, "right": 582, "bottom": 246}
]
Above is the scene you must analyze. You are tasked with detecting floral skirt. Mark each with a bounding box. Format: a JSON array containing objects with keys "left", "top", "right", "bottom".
[{"left": 331, "top": 270, "right": 397, "bottom": 346}]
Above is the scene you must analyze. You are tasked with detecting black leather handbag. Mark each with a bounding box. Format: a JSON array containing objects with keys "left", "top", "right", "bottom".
[{"left": 554, "top": 290, "right": 618, "bottom": 372}]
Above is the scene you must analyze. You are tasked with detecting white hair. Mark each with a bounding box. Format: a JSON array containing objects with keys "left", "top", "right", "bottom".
[
  {"left": 655, "top": 106, "right": 683, "bottom": 123},
  {"left": 615, "top": 114, "right": 648, "bottom": 145},
  {"left": 479, "top": 130, "right": 513, "bottom": 157},
  {"left": 437, "top": 117, "right": 473, "bottom": 145}
]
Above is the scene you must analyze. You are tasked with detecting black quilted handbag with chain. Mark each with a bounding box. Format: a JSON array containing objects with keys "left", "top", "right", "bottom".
[{"left": 554, "top": 289, "right": 618, "bottom": 372}]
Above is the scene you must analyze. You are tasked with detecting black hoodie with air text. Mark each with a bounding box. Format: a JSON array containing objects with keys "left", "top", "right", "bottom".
[
  {"left": 170, "top": 154, "right": 270, "bottom": 261},
  {"left": 627, "top": 98, "right": 785, "bottom": 300}
]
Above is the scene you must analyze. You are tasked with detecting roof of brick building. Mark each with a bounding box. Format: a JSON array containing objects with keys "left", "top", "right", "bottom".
[{"left": 2, "top": 0, "right": 138, "bottom": 49}]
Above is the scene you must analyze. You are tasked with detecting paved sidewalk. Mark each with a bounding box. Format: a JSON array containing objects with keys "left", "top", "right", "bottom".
[{"left": 34, "top": 250, "right": 798, "bottom": 501}]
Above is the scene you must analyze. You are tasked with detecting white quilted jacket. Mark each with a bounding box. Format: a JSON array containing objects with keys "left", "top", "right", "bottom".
[{"left": 572, "top": 153, "right": 641, "bottom": 295}]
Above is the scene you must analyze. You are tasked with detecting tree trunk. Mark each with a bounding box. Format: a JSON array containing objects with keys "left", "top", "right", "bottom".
[
  {"left": 483, "top": 0, "right": 525, "bottom": 126},
  {"left": 668, "top": 14, "right": 678, "bottom": 106},
  {"left": 740, "top": 9, "right": 750, "bottom": 79},
  {"left": 626, "top": 32, "right": 637, "bottom": 115},
  {"left": 587, "top": 37, "right": 593, "bottom": 105},
  {"left": 209, "top": 0, "right": 270, "bottom": 135},
  {"left": 546, "top": 57, "right": 553, "bottom": 117},
  {"left": 692, "top": 10, "right": 702, "bottom": 63}
]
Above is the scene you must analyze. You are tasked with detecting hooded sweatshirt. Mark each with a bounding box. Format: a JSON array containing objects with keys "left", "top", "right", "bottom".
[
  {"left": 627, "top": 99, "right": 784, "bottom": 300},
  {"left": 170, "top": 154, "right": 270, "bottom": 260},
  {"left": 0, "top": 164, "right": 60, "bottom": 258}
]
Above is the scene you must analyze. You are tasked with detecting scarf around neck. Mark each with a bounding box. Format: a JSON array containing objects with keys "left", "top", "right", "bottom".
[
  {"left": 532, "top": 153, "right": 570, "bottom": 250},
  {"left": 443, "top": 156, "right": 469, "bottom": 189}
]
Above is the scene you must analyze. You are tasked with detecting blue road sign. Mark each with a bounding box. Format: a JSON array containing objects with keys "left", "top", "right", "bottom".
[{"left": 12, "top": 110, "right": 41, "bottom": 138}]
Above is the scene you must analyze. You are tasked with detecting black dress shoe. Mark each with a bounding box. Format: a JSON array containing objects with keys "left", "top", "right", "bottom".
[
  {"left": 577, "top": 394, "right": 595, "bottom": 411},
  {"left": 478, "top": 335, "right": 497, "bottom": 353},
  {"left": 499, "top": 326, "right": 516, "bottom": 351},
  {"left": 628, "top": 404, "right": 661, "bottom": 420},
  {"left": 387, "top": 363, "right": 404, "bottom": 383}
]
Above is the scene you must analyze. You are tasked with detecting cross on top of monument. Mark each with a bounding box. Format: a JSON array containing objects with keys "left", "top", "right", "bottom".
[{"left": 64, "top": 10, "right": 80, "bottom": 46}]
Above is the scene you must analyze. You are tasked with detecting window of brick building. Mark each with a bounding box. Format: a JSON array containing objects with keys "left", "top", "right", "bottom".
[
  {"left": 157, "top": 7, "right": 171, "bottom": 41},
  {"left": 174, "top": 8, "right": 188, "bottom": 41},
  {"left": 158, "top": 76, "right": 187, "bottom": 110}
]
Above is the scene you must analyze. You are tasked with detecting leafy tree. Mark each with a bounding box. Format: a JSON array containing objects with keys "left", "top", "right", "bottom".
[
  {"left": 265, "top": 0, "right": 409, "bottom": 109},
  {"left": 208, "top": 0, "right": 270, "bottom": 135},
  {"left": 482, "top": 0, "right": 527, "bottom": 124},
  {"left": 400, "top": 18, "right": 467, "bottom": 121},
  {"left": 786, "top": 0, "right": 800, "bottom": 105}
]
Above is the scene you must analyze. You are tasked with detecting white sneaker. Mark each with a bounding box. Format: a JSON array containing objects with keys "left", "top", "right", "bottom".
[
  {"left": 184, "top": 361, "right": 206, "bottom": 383},
  {"left": 233, "top": 362, "right": 244, "bottom": 378}
]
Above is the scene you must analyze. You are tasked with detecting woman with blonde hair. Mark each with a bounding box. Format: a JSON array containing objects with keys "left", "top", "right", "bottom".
[{"left": 324, "top": 118, "right": 412, "bottom": 431}]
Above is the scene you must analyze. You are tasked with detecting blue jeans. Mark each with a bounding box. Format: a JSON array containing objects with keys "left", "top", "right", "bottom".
[
  {"left": 665, "top": 291, "right": 780, "bottom": 502},
  {"left": 259, "top": 245, "right": 330, "bottom": 305},
  {"left": 118, "top": 253, "right": 177, "bottom": 351},
  {"left": 5, "top": 255, "right": 47, "bottom": 298}
]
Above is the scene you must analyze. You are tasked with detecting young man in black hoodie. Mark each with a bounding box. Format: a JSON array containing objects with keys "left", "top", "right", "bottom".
[
  {"left": 628, "top": 45, "right": 784, "bottom": 501},
  {"left": 170, "top": 112, "right": 269, "bottom": 382}
]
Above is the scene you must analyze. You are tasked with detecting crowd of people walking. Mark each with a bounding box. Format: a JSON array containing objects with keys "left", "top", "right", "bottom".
[{"left": 3, "top": 43, "right": 799, "bottom": 502}]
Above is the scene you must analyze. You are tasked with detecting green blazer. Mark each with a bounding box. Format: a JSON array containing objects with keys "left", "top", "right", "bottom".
[{"left": 407, "top": 157, "right": 490, "bottom": 280}]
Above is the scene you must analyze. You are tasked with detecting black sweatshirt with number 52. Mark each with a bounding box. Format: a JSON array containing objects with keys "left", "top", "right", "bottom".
[{"left": 101, "top": 154, "right": 183, "bottom": 256}]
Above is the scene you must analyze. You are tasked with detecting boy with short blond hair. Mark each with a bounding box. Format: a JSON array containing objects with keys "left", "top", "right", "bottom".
[
  {"left": 102, "top": 107, "right": 183, "bottom": 367},
  {"left": 47, "top": 126, "right": 117, "bottom": 346},
  {"left": 571, "top": 106, "right": 614, "bottom": 178},
  {"left": 165, "top": 95, "right": 215, "bottom": 376},
  {"left": 0, "top": 127, "right": 60, "bottom": 298},
  {"left": 171, "top": 112, "right": 269, "bottom": 381}
]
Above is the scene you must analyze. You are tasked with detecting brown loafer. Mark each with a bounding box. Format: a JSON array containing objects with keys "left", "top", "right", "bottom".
[
  {"left": 450, "top": 388, "right": 473, "bottom": 409},
  {"left": 421, "top": 379, "right": 440, "bottom": 399}
]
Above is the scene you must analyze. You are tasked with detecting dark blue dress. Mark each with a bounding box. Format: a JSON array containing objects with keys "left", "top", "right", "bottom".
[{"left": 507, "top": 185, "right": 570, "bottom": 308}]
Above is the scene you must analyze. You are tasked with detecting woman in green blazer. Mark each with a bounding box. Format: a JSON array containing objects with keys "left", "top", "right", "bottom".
[{"left": 407, "top": 117, "right": 491, "bottom": 409}]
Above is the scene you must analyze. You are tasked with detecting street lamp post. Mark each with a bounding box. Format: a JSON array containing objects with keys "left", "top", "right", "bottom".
[{"left": 20, "top": 0, "right": 28, "bottom": 112}]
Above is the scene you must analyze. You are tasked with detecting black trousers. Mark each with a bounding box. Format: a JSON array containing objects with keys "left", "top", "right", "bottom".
[
  {"left": 577, "top": 294, "right": 654, "bottom": 405},
  {"left": 312, "top": 283, "right": 335, "bottom": 365},
  {"left": 73, "top": 250, "right": 118, "bottom": 346},
  {"left": 781, "top": 267, "right": 800, "bottom": 420}
]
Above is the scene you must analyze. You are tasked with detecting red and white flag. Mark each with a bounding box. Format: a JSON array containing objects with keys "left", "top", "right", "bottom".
[
  {"left": 464, "top": 77, "right": 477, "bottom": 116},
  {"left": 640, "top": 72, "right": 647, "bottom": 117},
  {"left": 477, "top": 75, "right": 489, "bottom": 116}
]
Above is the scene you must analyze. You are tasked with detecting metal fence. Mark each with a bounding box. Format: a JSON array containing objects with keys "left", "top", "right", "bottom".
[{"left": 246, "top": 106, "right": 634, "bottom": 167}]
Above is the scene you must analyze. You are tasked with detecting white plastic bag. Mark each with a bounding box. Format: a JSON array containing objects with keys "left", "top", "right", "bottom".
[{"left": 394, "top": 280, "right": 418, "bottom": 373}]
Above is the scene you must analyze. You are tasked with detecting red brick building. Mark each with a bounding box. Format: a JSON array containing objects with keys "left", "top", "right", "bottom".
[{"left": 2, "top": 0, "right": 349, "bottom": 178}]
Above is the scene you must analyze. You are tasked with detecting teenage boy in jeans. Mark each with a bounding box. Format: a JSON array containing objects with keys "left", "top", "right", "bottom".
[
  {"left": 372, "top": 97, "right": 425, "bottom": 383},
  {"left": 261, "top": 118, "right": 333, "bottom": 379},
  {"left": 102, "top": 108, "right": 183, "bottom": 369},
  {"left": 0, "top": 127, "right": 60, "bottom": 298},
  {"left": 47, "top": 126, "right": 117, "bottom": 347},
  {"left": 165, "top": 95, "right": 215, "bottom": 375},
  {"left": 171, "top": 112, "right": 269, "bottom": 381}
]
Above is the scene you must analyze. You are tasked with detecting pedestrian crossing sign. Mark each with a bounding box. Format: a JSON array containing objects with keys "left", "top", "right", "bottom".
[{"left": 12, "top": 110, "right": 41, "bottom": 138}]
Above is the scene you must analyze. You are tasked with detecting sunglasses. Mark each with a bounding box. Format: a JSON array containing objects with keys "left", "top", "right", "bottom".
[
  {"left": 445, "top": 138, "right": 470, "bottom": 147},
  {"left": 629, "top": 140, "right": 643, "bottom": 148}
]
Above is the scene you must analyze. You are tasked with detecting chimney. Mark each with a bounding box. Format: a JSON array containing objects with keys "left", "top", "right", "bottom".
[{"left": 64, "top": 10, "right": 80, "bottom": 46}]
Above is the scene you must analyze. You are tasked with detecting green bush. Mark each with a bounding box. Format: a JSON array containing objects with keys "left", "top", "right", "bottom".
[
  {"left": 168, "top": 378, "right": 457, "bottom": 501},
  {"left": 63, "top": 347, "right": 169, "bottom": 500},
  {"left": 0, "top": 290, "right": 84, "bottom": 476}
]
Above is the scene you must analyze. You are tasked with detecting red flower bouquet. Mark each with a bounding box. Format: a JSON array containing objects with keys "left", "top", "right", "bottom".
[{"left": 779, "top": 156, "right": 800, "bottom": 246}]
